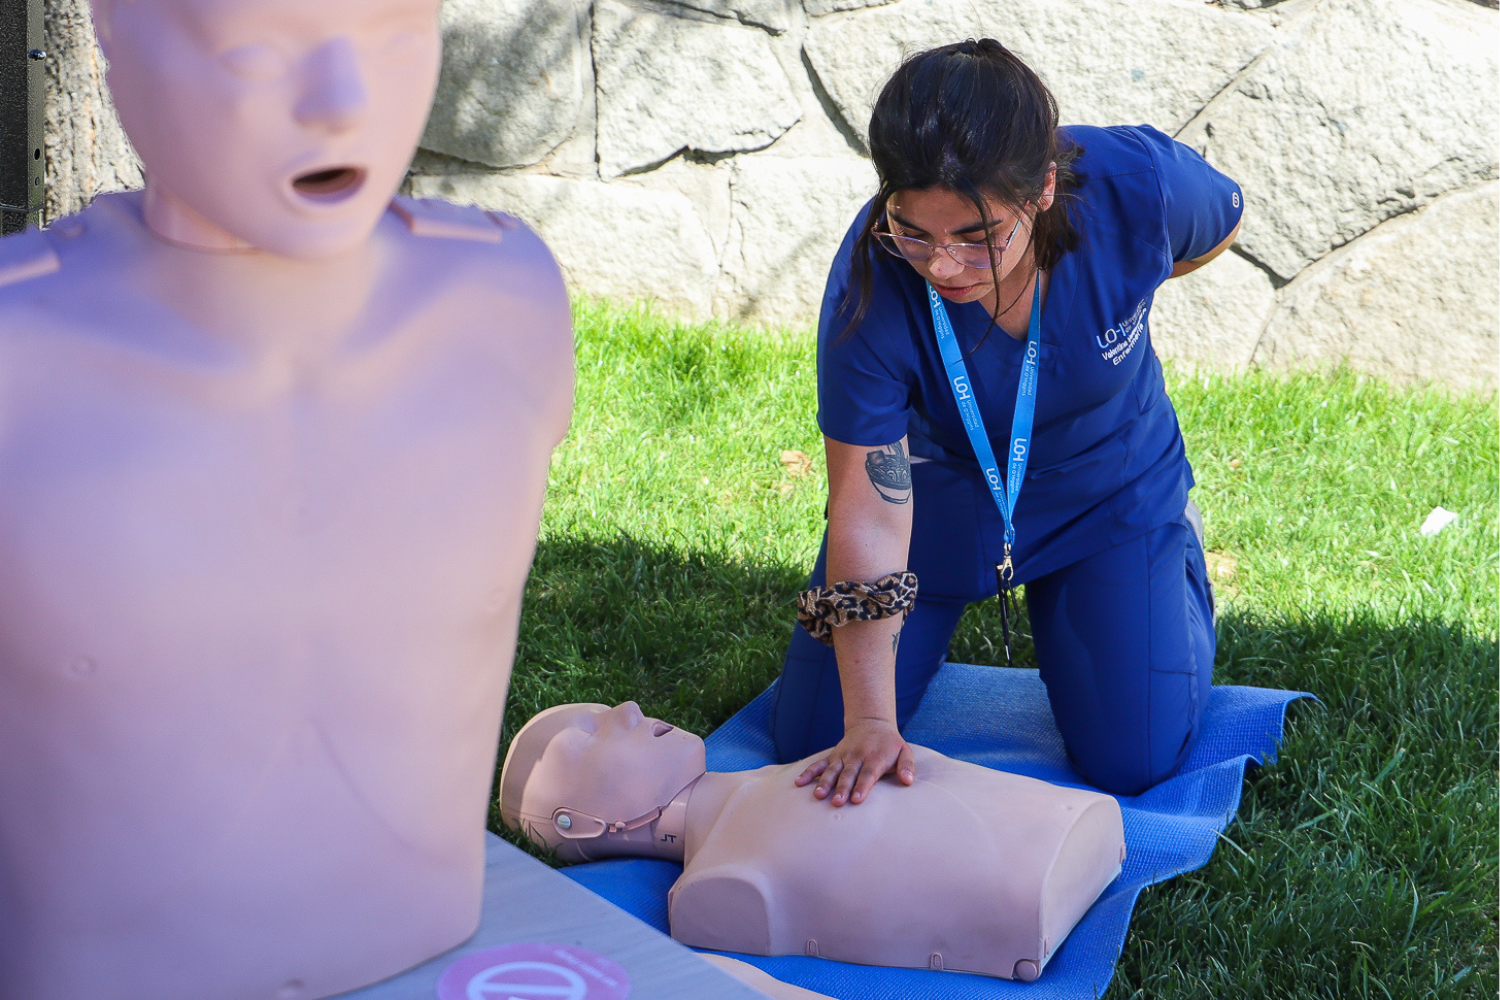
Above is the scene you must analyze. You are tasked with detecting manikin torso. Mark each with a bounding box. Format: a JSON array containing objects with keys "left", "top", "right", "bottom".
[
  {"left": 0, "top": 2, "right": 576, "bottom": 995},
  {"left": 503, "top": 704, "right": 1125, "bottom": 984},
  {"left": 672, "top": 751, "right": 1123, "bottom": 981},
  {"left": 0, "top": 150, "right": 572, "bottom": 1000}
]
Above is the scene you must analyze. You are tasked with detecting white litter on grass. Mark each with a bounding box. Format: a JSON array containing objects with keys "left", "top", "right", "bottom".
[{"left": 1419, "top": 506, "right": 1459, "bottom": 537}]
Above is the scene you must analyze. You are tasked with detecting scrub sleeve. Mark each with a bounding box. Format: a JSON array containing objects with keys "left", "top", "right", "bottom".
[{"left": 770, "top": 125, "right": 1243, "bottom": 796}]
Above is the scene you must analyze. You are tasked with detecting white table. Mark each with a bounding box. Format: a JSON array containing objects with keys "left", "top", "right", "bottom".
[{"left": 332, "top": 833, "right": 773, "bottom": 999}]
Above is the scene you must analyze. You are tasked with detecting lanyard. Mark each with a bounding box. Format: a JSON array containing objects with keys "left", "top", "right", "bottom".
[{"left": 926, "top": 271, "right": 1043, "bottom": 663}]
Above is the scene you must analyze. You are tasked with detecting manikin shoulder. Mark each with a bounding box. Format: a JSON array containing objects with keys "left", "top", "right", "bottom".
[
  {"left": 382, "top": 195, "right": 574, "bottom": 440},
  {"left": 383, "top": 195, "right": 560, "bottom": 292},
  {"left": 0, "top": 227, "right": 62, "bottom": 300},
  {"left": 381, "top": 196, "right": 573, "bottom": 357}
]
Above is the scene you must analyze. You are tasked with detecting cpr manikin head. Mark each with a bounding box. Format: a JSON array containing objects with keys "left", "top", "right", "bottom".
[
  {"left": 92, "top": 0, "right": 443, "bottom": 257},
  {"left": 501, "top": 702, "right": 707, "bottom": 862}
]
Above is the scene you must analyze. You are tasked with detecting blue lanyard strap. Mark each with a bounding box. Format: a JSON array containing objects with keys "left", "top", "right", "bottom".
[{"left": 926, "top": 271, "right": 1043, "bottom": 583}]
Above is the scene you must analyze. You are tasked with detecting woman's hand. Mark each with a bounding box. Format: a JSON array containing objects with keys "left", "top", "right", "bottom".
[{"left": 794, "top": 717, "right": 916, "bottom": 806}]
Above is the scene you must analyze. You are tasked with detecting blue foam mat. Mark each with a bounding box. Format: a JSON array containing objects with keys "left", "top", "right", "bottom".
[{"left": 561, "top": 663, "right": 1310, "bottom": 999}]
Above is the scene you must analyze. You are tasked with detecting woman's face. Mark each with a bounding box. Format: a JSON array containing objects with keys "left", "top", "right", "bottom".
[
  {"left": 885, "top": 180, "right": 1054, "bottom": 307},
  {"left": 97, "top": 0, "right": 443, "bottom": 258}
]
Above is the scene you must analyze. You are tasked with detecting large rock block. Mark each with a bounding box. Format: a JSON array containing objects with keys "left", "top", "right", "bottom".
[
  {"left": 422, "top": 0, "right": 589, "bottom": 169},
  {"left": 803, "top": 0, "right": 1271, "bottom": 139},
  {"left": 714, "top": 155, "right": 878, "bottom": 327},
  {"left": 804, "top": 0, "right": 898, "bottom": 15},
  {"left": 663, "top": 0, "right": 795, "bottom": 34},
  {"left": 593, "top": 0, "right": 802, "bottom": 178},
  {"left": 1254, "top": 182, "right": 1498, "bottom": 390},
  {"left": 1150, "top": 249, "right": 1277, "bottom": 370},
  {"left": 42, "top": 0, "right": 142, "bottom": 220},
  {"left": 410, "top": 172, "right": 721, "bottom": 318},
  {"left": 1189, "top": 0, "right": 1498, "bottom": 280}
]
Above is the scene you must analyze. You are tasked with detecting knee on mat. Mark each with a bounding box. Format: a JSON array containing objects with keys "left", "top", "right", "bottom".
[{"left": 1068, "top": 730, "right": 1194, "bottom": 798}]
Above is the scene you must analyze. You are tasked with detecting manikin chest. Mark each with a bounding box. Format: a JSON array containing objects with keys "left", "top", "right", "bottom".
[
  {"left": 0, "top": 227, "right": 571, "bottom": 996},
  {"left": 670, "top": 750, "right": 1125, "bottom": 982},
  {"left": 0, "top": 194, "right": 571, "bottom": 1000}
]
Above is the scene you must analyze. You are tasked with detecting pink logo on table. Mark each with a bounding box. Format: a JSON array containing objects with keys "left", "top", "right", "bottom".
[{"left": 436, "top": 942, "right": 631, "bottom": 1000}]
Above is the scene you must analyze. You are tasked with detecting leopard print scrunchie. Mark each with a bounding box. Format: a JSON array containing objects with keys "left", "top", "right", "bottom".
[{"left": 796, "top": 572, "right": 919, "bottom": 646}]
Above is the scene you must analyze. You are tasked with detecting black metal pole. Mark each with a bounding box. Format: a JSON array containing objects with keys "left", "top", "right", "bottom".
[{"left": 1, "top": 0, "right": 45, "bottom": 234}]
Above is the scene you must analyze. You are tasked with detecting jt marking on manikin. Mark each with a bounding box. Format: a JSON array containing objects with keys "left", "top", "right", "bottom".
[{"left": 865, "top": 440, "right": 912, "bottom": 504}]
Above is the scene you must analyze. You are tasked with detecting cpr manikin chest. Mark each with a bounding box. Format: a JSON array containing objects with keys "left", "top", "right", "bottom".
[{"left": 501, "top": 703, "right": 1125, "bottom": 982}]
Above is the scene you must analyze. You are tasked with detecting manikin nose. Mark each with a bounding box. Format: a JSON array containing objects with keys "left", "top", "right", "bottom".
[
  {"left": 294, "top": 38, "right": 369, "bottom": 135},
  {"left": 600, "top": 702, "right": 645, "bottom": 732}
]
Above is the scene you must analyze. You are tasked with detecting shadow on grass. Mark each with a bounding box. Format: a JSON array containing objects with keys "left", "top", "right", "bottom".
[
  {"left": 1107, "top": 605, "right": 1495, "bottom": 999},
  {"left": 494, "top": 533, "right": 1496, "bottom": 998}
]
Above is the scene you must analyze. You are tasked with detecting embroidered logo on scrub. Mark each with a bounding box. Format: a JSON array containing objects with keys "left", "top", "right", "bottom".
[{"left": 1096, "top": 299, "right": 1147, "bottom": 366}]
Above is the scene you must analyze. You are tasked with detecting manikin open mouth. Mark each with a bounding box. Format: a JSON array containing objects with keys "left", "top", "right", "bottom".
[{"left": 290, "top": 165, "right": 367, "bottom": 203}]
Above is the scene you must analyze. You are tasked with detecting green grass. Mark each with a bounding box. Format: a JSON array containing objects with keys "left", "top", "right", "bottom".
[{"left": 499, "top": 298, "right": 1498, "bottom": 1000}]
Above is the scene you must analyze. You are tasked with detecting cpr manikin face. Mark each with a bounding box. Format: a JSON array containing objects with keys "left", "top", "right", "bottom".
[
  {"left": 503, "top": 703, "right": 1127, "bottom": 984},
  {"left": 94, "top": 0, "right": 443, "bottom": 256},
  {"left": 502, "top": 702, "right": 707, "bottom": 862}
]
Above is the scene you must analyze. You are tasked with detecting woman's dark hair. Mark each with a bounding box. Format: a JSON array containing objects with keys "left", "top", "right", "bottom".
[{"left": 842, "top": 38, "right": 1083, "bottom": 337}]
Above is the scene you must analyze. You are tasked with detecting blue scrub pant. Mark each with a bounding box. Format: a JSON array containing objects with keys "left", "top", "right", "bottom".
[{"left": 769, "top": 461, "right": 1215, "bottom": 796}]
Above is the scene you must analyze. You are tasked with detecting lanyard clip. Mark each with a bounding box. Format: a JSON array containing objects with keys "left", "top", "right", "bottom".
[
  {"left": 996, "top": 545, "right": 1015, "bottom": 590},
  {"left": 995, "top": 549, "right": 1017, "bottom": 669}
]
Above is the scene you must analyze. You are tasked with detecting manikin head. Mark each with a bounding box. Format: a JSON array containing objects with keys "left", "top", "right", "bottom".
[
  {"left": 92, "top": 0, "right": 444, "bottom": 257},
  {"left": 500, "top": 703, "right": 706, "bottom": 861}
]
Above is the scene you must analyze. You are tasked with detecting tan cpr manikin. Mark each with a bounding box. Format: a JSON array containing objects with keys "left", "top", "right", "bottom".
[
  {"left": 501, "top": 703, "right": 1126, "bottom": 983},
  {"left": 0, "top": 1, "right": 573, "bottom": 998}
]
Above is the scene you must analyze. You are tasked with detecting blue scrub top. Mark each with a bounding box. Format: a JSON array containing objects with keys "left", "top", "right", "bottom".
[{"left": 816, "top": 125, "right": 1244, "bottom": 584}]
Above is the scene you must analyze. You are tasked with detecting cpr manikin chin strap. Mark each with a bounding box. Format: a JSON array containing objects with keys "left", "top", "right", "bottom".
[{"left": 550, "top": 776, "right": 701, "bottom": 845}]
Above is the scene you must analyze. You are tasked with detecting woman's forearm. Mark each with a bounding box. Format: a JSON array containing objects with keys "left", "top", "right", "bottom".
[{"left": 824, "top": 436, "right": 915, "bottom": 727}]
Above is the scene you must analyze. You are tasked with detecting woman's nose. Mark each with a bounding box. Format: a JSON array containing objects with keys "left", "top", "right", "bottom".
[
  {"left": 926, "top": 249, "right": 965, "bottom": 281},
  {"left": 294, "top": 38, "right": 369, "bottom": 135}
]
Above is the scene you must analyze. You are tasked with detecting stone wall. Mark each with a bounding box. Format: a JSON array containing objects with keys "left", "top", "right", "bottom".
[{"left": 41, "top": 0, "right": 1500, "bottom": 388}]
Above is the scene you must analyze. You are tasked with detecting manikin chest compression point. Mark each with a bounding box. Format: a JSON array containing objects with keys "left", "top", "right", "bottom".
[{"left": 501, "top": 703, "right": 1126, "bottom": 982}]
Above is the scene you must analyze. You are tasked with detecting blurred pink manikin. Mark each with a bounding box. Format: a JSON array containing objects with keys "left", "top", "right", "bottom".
[
  {"left": 501, "top": 703, "right": 1127, "bottom": 983},
  {"left": 0, "top": 0, "right": 573, "bottom": 998}
]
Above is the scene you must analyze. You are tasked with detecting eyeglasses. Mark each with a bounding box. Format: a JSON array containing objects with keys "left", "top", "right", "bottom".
[{"left": 874, "top": 214, "right": 1024, "bottom": 270}]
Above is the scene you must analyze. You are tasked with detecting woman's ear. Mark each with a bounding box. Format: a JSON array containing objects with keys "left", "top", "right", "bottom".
[{"left": 1037, "top": 162, "right": 1058, "bottom": 213}]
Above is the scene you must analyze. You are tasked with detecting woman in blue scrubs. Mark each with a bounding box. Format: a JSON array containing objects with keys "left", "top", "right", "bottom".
[{"left": 771, "top": 39, "right": 1243, "bottom": 802}]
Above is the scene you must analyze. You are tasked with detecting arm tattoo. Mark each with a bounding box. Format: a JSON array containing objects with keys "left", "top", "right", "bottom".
[
  {"left": 865, "top": 440, "right": 912, "bottom": 505},
  {"left": 891, "top": 628, "right": 902, "bottom": 658}
]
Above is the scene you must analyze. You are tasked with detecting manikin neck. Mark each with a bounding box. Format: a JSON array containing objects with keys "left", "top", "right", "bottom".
[
  {"left": 647, "top": 774, "right": 701, "bottom": 862},
  {"left": 120, "top": 187, "right": 383, "bottom": 366},
  {"left": 567, "top": 774, "right": 703, "bottom": 864},
  {"left": 142, "top": 177, "right": 255, "bottom": 253}
]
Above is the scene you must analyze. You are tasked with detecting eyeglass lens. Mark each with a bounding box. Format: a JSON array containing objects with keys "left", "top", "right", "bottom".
[
  {"left": 875, "top": 215, "right": 1022, "bottom": 269},
  {"left": 876, "top": 233, "right": 997, "bottom": 269}
]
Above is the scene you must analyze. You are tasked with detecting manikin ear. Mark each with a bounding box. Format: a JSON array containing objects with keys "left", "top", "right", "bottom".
[{"left": 1036, "top": 162, "right": 1058, "bottom": 214}]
